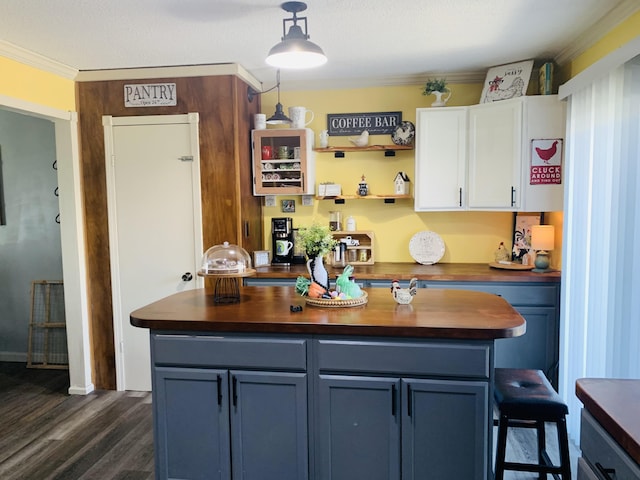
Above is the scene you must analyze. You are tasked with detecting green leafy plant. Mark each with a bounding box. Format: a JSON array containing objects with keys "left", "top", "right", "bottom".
[
  {"left": 423, "top": 78, "right": 449, "bottom": 95},
  {"left": 297, "top": 223, "right": 338, "bottom": 258}
]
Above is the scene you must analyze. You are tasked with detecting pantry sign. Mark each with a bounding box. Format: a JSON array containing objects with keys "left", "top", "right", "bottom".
[
  {"left": 124, "top": 83, "right": 177, "bottom": 107},
  {"left": 530, "top": 138, "right": 563, "bottom": 185}
]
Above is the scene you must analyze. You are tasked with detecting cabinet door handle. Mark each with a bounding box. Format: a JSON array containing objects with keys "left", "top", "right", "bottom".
[
  {"left": 407, "top": 384, "right": 412, "bottom": 417},
  {"left": 232, "top": 375, "right": 238, "bottom": 407},
  {"left": 244, "top": 221, "right": 249, "bottom": 238},
  {"left": 595, "top": 463, "right": 616, "bottom": 479},
  {"left": 511, "top": 186, "right": 516, "bottom": 207},
  {"left": 216, "top": 375, "right": 223, "bottom": 406},
  {"left": 459, "top": 187, "right": 462, "bottom": 207},
  {"left": 391, "top": 384, "right": 397, "bottom": 416}
]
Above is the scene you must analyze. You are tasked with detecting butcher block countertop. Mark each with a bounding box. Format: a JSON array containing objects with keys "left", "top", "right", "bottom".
[
  {"left": 576, "top": 378, "right": 640, "bottom": 464},
  {"left": 254, "top": 262, "right": 561, "bottom": 283},
  {"left": 130, "top": 286, "right": 526, "bottom": 340}
]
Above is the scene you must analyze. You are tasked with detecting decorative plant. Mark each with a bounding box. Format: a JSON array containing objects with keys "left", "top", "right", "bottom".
[
  {"left": 297, "top": 223, "right": 338, "bottom": 258},
  {"left": 423, "top": 78, "right": 449, "bottom": 95}
]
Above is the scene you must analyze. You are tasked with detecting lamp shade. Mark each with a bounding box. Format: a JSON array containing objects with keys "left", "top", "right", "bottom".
[
  {"left": 531, "top": 225, "right": 555, "bottom": 251},
  {"left": 266, "top": 35, "right": 327, "bottom": 69}
]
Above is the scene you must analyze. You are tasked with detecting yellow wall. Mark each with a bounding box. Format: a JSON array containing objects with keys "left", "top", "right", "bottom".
[
  {"left": 261, "top": 83, "right": 526, "bottom": 265},
  {"left": 570, "top": 9, "right": 640, "bottom": 77},
  {"left": 0, "top": 56, "right": 75, "bottom": 111}
]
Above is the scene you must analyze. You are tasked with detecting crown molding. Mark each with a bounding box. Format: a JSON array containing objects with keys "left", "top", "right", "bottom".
[
  {"left": 281, "top": 70, "right": 487, "bottom": 91},
  {"left": 75, "top": 63, "right": 262, "bottom": 91},
  {"left": 555, "top": 0, "right": 640, "bottom": 66},
  {"left": 0, "top": 40, "right": 77, "bottom": 80}
]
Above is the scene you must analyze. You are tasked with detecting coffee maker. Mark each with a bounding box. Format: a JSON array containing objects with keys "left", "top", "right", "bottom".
[{"left": 271, "top": 217, "right": 294, "bottom": 265}]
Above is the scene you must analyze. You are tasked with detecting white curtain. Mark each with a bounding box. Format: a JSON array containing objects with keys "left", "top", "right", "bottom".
[{"left": 560, "top": 57, "right": 640, "bottom": 441}]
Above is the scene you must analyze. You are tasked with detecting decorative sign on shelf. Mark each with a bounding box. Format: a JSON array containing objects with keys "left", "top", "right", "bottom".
[
  {"left": 480, "top": 59, "right": 533, "bottom": 103},
  {"left": 530, "top": 138, "right": 563, "bottom": 185},
  {"left": 124, "top": 83, "right": 177, "bottom": 107},
  {"left": 327, "top": 111, "right": 401, "bottom": 136}
]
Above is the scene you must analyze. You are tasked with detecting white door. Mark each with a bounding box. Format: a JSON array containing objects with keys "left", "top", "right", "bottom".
[{"left": 104, "top": 113, "right": 203, "bottom": 391}]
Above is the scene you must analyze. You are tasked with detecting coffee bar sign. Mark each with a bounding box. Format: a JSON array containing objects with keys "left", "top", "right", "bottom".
[
  {"left": 124, "top": 83, "right": 177, "bottom": 107},
  {"left": 327, "top": 111, "right": 402, "bottom": 136}
]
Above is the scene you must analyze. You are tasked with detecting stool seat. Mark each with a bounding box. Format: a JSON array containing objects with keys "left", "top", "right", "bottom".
[
  {"left": 493, "top": 368, "right": 571, "bottom": 480},
  {"left": 494, "top": 368, "right": 568, "bottom": 419}
]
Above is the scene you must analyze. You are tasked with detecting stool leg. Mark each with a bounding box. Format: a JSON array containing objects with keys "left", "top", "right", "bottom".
[
  {"left": 557, "top": 417, "right": 572, "bottom": 480},
  {"left": 536, "top": 420, "right": 546, "bottom": 479},
  {"left": 495, "top": 413, "right": 509, "bottom": 480}
]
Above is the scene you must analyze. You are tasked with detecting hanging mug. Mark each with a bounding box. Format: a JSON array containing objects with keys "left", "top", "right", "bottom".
[
  {"left": 288, "top": 106, "right": 314, "bottom": 129},
  {"left": 275, "top": 240, "right": 293, "bottom": 256}
]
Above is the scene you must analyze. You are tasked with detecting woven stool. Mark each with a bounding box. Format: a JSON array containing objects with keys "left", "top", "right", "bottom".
[{"left": 494, "top": 368, "right": 571, "bottom": 480}]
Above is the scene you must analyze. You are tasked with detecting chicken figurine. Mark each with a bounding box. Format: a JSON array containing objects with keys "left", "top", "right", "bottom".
[
  {"left": 390, "top": 277, "right": 418, "bottom": 304},
  {"left": 349, "top": 130, "right": 369, "bottom": 147}
]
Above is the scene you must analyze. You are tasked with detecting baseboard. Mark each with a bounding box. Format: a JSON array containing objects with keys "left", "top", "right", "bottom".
[
  {"left": 0, "top": 352, "right": 28, "bottom": 362},
  {"left": 68, "top": 384, "right": 95, "bottom": 395}
]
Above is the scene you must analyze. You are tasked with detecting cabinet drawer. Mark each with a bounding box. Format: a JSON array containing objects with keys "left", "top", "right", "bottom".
[
  {"left": 577, "top": 457, "right": 601, "bottom": 480},
  {"left": 423, "top": 282, "right": 559, "bottom": 306},
  {"left": 316, "top": 339, "right": 490, "bottom": 378},
  {"left": 152, "top": 334, "right": 307, "bottom": 371},
  {"left": 580, "top": 409, "right": 640, "bottom": 480}
]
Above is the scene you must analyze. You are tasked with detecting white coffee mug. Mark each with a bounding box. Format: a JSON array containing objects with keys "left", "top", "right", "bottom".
[
  {"left": 288, "top": 106, "right": 314, "bottom": 129},
  {"left": 275, "top": 240, "right": 293, "bottom": 256},
  {"left": 254, "top": 113, "right": 267, "bottom": 130}
]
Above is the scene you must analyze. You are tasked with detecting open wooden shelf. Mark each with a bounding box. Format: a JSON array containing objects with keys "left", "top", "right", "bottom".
[
  {"left": 314, "top": 145, "right": 413, "bottom": 157},
  {"left": 316, "top": 194, "right": 412, "bottom": 204}
]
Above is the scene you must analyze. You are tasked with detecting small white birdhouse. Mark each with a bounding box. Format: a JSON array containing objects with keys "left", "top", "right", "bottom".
[{"left": 393, "top": 172, "right": 410, "bottom": 195}]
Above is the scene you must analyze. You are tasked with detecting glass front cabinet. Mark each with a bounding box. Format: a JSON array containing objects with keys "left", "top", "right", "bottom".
[{"left": 252, "top": 128, "right": 315, "bottom": 196}]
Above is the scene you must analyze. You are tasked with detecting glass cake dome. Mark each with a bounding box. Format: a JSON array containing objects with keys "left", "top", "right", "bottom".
[{"left": 199, "top": 241, "right": 252, "bottom": 275}]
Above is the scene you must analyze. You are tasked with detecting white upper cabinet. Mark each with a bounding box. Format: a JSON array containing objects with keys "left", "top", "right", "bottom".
[
  {"left": 468, "top": 99, "right": 523, "bottom": 210},
  {"left": 414, "top": 96, "right": 566, "bottom": 212},
  {"left": 415, "top": 107, "right": 467, "bottom": 211}
]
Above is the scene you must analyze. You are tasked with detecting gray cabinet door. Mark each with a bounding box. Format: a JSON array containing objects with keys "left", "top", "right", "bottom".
[
  {"left": 317, "top": 375, "right": 401, "bottom": 480},
  {"left": 230, "top": 371, "right": 309, "bottom": 480},
  {"left": 154, "top": 367, "right": 230, "bottom": 480},
  {"left": 402, "top": 378, "right": 489, "bottom": 480}
]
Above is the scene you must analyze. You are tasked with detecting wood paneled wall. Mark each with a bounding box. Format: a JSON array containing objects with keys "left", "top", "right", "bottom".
[{"left": 76, "top": 75, "right": 262, "bottom": 389}]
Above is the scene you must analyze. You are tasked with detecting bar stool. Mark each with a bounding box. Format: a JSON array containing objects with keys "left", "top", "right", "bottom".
[{"left": 493, "top": 368, "right": 571, "bottom": 480}]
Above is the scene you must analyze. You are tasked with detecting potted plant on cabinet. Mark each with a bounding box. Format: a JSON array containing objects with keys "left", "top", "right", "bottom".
[{"left": 423, "top": 78, "right": 452, "bottom": 107}]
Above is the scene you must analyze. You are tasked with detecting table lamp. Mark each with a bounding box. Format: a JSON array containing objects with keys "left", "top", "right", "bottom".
[{"left": 531, "top": 225, "right": 554, "bottom": 273}]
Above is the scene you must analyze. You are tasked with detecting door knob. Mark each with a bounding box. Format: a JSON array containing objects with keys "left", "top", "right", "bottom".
[{"left": 181, "top": 272, "right": 193, "bottom": 282}]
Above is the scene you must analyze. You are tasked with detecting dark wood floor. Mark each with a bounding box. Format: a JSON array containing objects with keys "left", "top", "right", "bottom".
[
  {"left": 0, "top": 363, "right": 153, "bottom": 480},
  {"left": 0, "top": 362, "right": 578, "bottom": 479}
]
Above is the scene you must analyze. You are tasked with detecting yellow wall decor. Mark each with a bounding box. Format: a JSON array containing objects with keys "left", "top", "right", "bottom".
[{"left": 0, "top": 56, "right": 75, "bottom": 111}]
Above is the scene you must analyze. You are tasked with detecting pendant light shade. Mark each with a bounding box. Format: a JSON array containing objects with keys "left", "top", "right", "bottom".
[
  {"left": 247, "top": 69, "right": 292, "bottom": 125},
  {"left": 266, "top": 2, "right": 327, "bottom": 69}
]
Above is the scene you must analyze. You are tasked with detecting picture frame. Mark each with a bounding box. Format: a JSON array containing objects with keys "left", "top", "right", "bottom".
[
  {"left": 281, "top": 199, "right": 295, "bottom": 213},
  {"left": 480, "top": 59, "right": 534, "bottom": 103},
  {"left": 512, "top": 213, "right": 541, "bottom": 263}
]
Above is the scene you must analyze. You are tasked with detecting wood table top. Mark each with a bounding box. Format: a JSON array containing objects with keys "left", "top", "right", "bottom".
[
  {"left": 255, "top": 262, "right": 561, "bottom": 283},
  {"left": 131, "top": 286, "right": 525, "bottom": 340},
  {"left": 576, "top": 378, "right": 640, "bottom": 464}
]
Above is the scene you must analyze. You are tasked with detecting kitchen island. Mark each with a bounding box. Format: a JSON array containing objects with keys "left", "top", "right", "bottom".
[
  {"left": 131, "top": 286, "right": 525, "bottom": 480},
  {"left": 246, "top": 262, "right": 562, "bottom": 386}
]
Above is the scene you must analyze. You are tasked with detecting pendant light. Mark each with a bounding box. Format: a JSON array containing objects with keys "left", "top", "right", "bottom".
[
  {"left": 247, "top": 69, "right": 292, "bottom": 125},
  {"left": 266, "top": 1, "right": 327, "bottom": 69}
]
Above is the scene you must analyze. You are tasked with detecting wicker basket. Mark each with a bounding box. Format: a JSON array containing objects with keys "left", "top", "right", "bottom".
[{"left": 305, "top": 291, "right": 368, "bottom": 308}]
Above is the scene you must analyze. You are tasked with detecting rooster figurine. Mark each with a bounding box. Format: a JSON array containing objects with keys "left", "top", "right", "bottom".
[
  {"left": 390, "top": 278, "right": 418, "bottom": 304},
  {"left": 349, "top": 130, "right": 369, "bottom": 147}
]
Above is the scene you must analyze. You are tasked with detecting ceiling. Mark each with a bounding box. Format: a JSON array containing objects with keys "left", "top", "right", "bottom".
[{"left": 0, "top": 0, "right": 637, "bottom": 90}]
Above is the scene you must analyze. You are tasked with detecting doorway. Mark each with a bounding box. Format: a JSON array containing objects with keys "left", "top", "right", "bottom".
[{"left": 104, "top": 113, "right": 203, "bottom": 391}]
